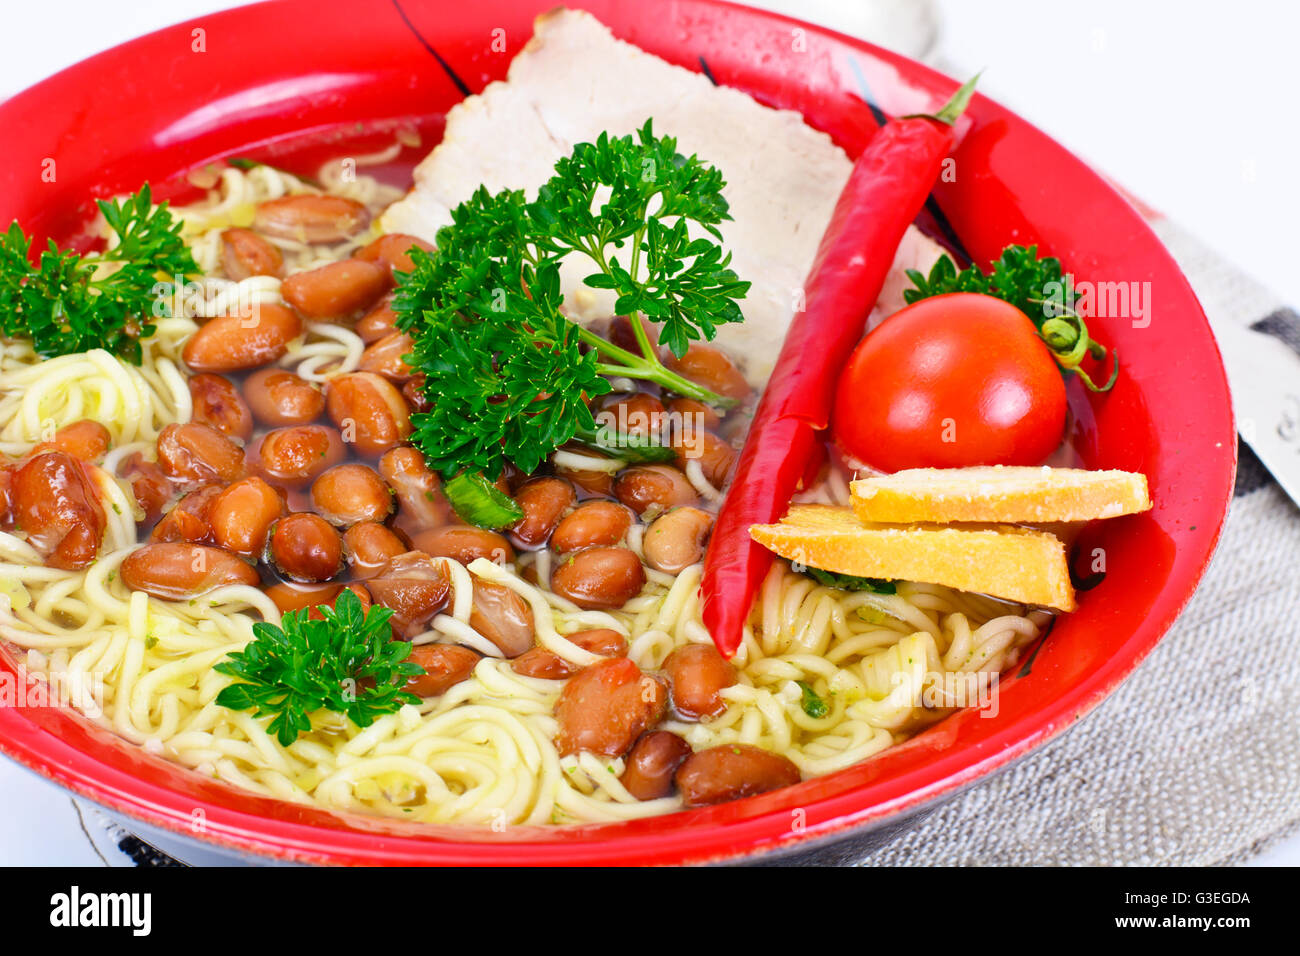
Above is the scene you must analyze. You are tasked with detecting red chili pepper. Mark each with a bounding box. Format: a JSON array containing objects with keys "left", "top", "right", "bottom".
[{"left": 701, "top": 77, "right": 978, "bottom": 657}]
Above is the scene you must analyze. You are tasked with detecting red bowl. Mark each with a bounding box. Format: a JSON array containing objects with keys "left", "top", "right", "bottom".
[{"left": 0, "top": 0, "right": 1234, "bottom": 865}]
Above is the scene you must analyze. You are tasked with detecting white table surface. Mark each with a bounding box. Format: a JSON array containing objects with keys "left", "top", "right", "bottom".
[{"left": 0, "top": 0, "right": 1295, "bottom": 866}]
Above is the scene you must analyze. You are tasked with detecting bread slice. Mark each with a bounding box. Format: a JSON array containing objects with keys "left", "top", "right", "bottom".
[
  {"left": 750, "top": 504, "right": 1076, "bottom": 611},
  {"left": 850, "top": 466, "right": 1151, "bottom": 524}
]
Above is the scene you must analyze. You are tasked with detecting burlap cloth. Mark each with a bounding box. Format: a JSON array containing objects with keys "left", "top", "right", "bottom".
[{"left": 772, "top": 218, "right": 1300, "bottom": 866}]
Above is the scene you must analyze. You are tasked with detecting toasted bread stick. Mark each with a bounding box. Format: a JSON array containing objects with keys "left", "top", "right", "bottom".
[
  {"left": 750, "top": 504, "right": 1076, "bottom": 611},
  {"left": 850, "top": 465, "right": 1151, "bottom": 525}
]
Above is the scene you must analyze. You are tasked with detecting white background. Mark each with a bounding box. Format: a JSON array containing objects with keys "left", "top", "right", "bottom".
[{"left": 0, "top": 0, "right": 1295, "bottom": 866}]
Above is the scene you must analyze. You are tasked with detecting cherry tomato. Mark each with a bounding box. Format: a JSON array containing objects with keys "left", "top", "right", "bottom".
[{"left": 831, "top": 293, "right": 1066, "bottom": 470}]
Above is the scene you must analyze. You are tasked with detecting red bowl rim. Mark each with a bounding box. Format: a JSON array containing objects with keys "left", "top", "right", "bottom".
[{"left": 0, "top": 0, "right": 1236, "bottom": 865}]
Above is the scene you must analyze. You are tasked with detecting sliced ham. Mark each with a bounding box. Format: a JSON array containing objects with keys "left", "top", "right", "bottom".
[{"left": 382, "top": 8, "right": 944, "bottom": 386}]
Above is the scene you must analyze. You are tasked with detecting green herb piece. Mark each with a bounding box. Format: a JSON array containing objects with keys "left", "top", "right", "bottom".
[
  {"left": 570, "top": 419, "right": 677, "bottom": 464},
  {"left": 805, "top": 565, "right": 896, "bottom": 594},
  {"left": 0, "top": 185, "right": 198, "bottom": 364},
  {"left": 214, "top": 589, "right": 422, "bottom": 747},
  {"left": 444, "top": 471, "right": 525, "bottom": 530},
  {"left": 392, "top": 120, "right": 750, "bottom": 480},
  {"left": 903, "top": 244, "right": 1119, "bottom": 392},
  {"left": 797, "top": 681, "right": 830, "bottom": 719}
]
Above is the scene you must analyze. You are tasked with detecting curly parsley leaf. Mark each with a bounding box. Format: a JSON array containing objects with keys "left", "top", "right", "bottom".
[
  {"left": 903, "top": 244, "right": 1118, "bottom": 392},
  {"left": 443, "top": 471, "right": 526, "bottom": 529},
  {"left": 543, "top": 124, "right": 744, "bottom": 356},
  {"left": 392, "top": 120, "right": 748, "bottom": 481},
  {"left": 797, "top": 681, "right": 830, "bottom": 719},
  {"left": 804, "top": 565, "right": 896, "bottom": 595},
  {"left": 0, "top": 184, "right": 198, "bottom": 364},
  {"left": 214, "top": 588, "right": 422, "bottom": 747}
]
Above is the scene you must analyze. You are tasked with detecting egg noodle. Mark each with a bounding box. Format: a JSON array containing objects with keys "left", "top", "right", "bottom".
[{"left": 0, "top": 165, "right": 1048, "bottom": 826}]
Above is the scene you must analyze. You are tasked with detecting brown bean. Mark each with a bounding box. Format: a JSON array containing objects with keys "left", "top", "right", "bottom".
[
  {"left": 367, "top": 551, "right": 451, "bottom": 638},
  {"left": 355, "top": 232, "right": 435, "bottom": 282},
  {"left": 264, "top": 580, "right": 348, "bottom": 615},
  {"left": 150, "top": 484, "right": 222, "bottom": 544},
  {"left": 182, "top": 304, "right": 303, "bottom": 373},
  {"left": 0, "top": 466, "right": 13, "bottom": 529},
  {"left": 642, "top": 507, "right": 713, "bottom": 574},
  {"left": 325, "top": 371, "right": 412, "bottom": 457},
  {"left": 156, "top": 422, "right": 246, "bottom": 485},
  {"left": 188, "top": 373, "right": 254, "bottom": 442},
  {"left": 251, "top": 425, "right": 345, "bottom": 487},
  {"left": 549, "top": 500, "right": 633, "bottom": 554},
  {"left": 620, "top": 731, "right": 693, "bottom": 801},
  {"left": 550, "top": 546, "right": 645, "bottom": 610},
  {"left": 377, "top": 446, "right": 451, "bottom": 535},
  {"left": 665, "top": 343, "right": 752, "bottom": 401},
  {"left": 267, "top": 513, "right": 344, "bottom": 583},
  {"left": 208, "top": 476, "right": 285, "bottom": 556},
  {"left": 119, "top": 452, "right": 172, "bottom": 522},
  {"left": 404, "top": 643, "right": 479, "bottom": 698},
  {"left": 674, "top": 744, "right": 801, "bottom": 807},
  {"left": 12, "top": 452, "right": 106, "bottom": 570},
  {"left": 553, "top": 443, "right": 615, "bottom": 498},
  {"left": 508, "top": 477, "right": 575, "bottom": 550},
  {"left": 343, "top": 521, "right": 406, "bottom": 579},
  {"left": 672, "top": 428, "right": 737, "bottom": 488},
  {"left": 402, "top": 374, "right": 429, "bottom": 413},
  {"left": 281, "top": 259, "right": 387, "bottom": 320},
  {"left": 411, "top": 526, "right": 514, "bottom": 567},
  {"left": 467, "top": 580, "right": 535, "bottom": 658},
  {"left": 31, "top": 420, "right": 113, "bottom": 462},
  {"left": 608, "top": 315, "right": 662, "bottom": 358},
  {"left": 666, "top": 397, "right": 722, "bottom": 434},
  {"left": 355, "top": 298, "right": 399, "bottom": 344},
  {"left": 554, "top": 658, "right": 667, "bottom": 757},
  {"left": 662, "top": 643, "right": 735, "bottom": 721},
  {"left": 595, "top": 392, "right": 666, "bottom": 439},
  {"left": 121, "top": 543, "right": 259, "bottom": 601},
  {"left": 613, "top": 464, "right": 697, "bottom": 518},
  {"left": 253, "top": 194, "right": 369, "bottom": 244},
  {"left": 243, "top": 368, "right": 324, "bottom": 427},
  {"left": 511, "top": 628, "right": 628, "bottom": 680},
  {"left": 310, "top": 463, "right": 392, "bottom": 527},
  {"left": 358, "top": 331, "right": 416, "bottom": 383},
  {"left": 219, "top": 227, "right": 283, "bottom": 280}
]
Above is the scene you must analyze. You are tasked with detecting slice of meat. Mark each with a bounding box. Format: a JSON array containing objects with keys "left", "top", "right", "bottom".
[{"left": 380, "top": 9, "right": 946, "bottom": 387}]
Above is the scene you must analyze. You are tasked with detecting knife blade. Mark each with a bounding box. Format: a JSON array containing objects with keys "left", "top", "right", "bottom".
[{"left": 1209, "top": 318, "right": 1300, "bottom": 506}]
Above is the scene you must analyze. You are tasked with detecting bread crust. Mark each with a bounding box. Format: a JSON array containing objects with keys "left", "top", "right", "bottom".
[
  {"left": 850, "top": 466, "right": 1151, "bottom": 524},
  {"left": 750, "top": 504, "right": 1076, "bottom": 610}
]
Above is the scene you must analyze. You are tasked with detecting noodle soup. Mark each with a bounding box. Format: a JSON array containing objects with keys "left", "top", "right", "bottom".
[{"left": 0, "top": 143, "right": 1051, "bottom": 827}]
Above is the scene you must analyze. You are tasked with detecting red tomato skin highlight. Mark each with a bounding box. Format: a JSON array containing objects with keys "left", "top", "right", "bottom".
[{"left": 831, "top": 293, "right": 1067, "bottom": 472}]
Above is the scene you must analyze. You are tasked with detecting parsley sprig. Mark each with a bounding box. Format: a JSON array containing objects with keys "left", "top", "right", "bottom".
[
  {"left": 0, "top": 185, "right": 198, "bottom": 364},
  {"left": 904, "top": 245, "right": 1119, "bottom": 392},
  {"left": 393, "top": 120, "right": 751, "bottom": 480},
  {"left": 214, "top": 589, "right": 423, "bottom": 747},
  {"left": 797, "top": 681, "right": 830, "bottom": 719},
  {"left": 804, "top": 565, "right": 896, "bottom": 595}
]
